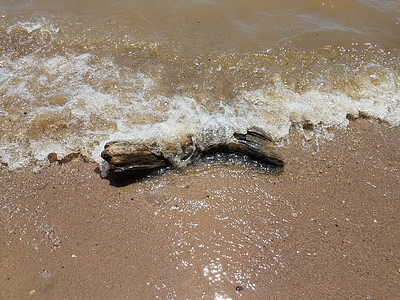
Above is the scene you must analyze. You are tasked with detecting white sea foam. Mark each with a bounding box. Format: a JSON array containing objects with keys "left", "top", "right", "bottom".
[
  {"left": 0, "top": 46, "right": 399, "bottom": 171},
  {"left": 6, "top": 18, "right": 59, "bottom": 34}
]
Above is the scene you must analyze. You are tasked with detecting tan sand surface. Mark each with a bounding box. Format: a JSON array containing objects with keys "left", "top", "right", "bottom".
[{"left": 1, "top": 118, "right": 399, "bottom": 299}]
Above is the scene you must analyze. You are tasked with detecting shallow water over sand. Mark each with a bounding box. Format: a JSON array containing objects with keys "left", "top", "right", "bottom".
[{"left": 1, "top": 120, "right": 399, "bottom": 299}]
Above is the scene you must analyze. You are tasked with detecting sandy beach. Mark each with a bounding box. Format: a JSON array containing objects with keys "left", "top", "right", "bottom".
[
  {"left": 1, "top": 1, "right": 399, "bottom": 299},
  {"left": 1, "top": 118, "right": 399, "bottom": 299}
]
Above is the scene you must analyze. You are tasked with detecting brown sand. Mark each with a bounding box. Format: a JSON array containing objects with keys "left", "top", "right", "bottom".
[{"left": 1, "top": 118, "right": 399, "bottom": 299}]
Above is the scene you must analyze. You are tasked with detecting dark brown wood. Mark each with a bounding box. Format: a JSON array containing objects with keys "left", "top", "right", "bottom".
[
  {"left": 223, "top": 127, "right": 284, "bottom": 167},
  {"left": 101, "top": 127, "right": 284, "bottom": 176},
  {"left": 101, "top": 141, "right": 168, "bottom": 173}
]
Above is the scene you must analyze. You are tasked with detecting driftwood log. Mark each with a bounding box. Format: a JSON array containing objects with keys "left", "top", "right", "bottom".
[{"left": 101, "top": 127, "right": 284, "bottom": 176}]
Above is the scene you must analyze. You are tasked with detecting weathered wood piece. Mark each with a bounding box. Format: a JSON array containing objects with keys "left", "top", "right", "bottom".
[
  {"left": 101, "top": 141, "right": 168, "bottom": 173},
  {"left": 101, "top": 127, "right": 284, "bottom": 176},
  {"left": 222, "top": 127, "right": 284, "bottom": 167}
]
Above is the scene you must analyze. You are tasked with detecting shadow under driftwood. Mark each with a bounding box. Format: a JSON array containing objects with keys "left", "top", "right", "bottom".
[
  {"left": 99, "top": 127, "right": 285, "bottom": 186},
  {"left": 100, "top": 154, "right": 284, "bottom": 187},
  {"left": 102, "top": 168, "right": 172, "bottom": 187}
]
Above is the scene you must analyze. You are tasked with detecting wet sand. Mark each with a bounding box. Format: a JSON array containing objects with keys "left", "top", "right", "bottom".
[{"left": 1, "top": 118, "right": 399, "bottom": 299}]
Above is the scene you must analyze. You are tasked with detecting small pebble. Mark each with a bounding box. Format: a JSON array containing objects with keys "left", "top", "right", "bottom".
[{"left": 71, "top": 254, "right": 77, "bottom": 258}]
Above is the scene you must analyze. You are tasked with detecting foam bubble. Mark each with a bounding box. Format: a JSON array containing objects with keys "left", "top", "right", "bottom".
[{"left": 6, "top": 18, "right": 59, "bottom": 34}]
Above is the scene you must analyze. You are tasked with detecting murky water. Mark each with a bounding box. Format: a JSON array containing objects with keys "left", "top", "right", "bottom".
[{"left": 0, "top": 0, "right": 398, "bottom": 170}]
